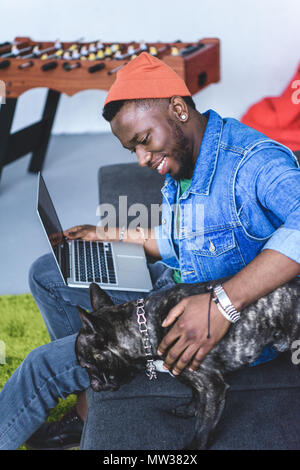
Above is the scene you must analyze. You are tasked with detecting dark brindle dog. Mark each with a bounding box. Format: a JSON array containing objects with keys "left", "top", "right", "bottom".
[{"left": 75, "top": 278, "right": 300, "bottom": 449}]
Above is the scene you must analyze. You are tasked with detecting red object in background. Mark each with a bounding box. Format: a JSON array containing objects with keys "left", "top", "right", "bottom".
[{"left": 241, "top": 62, "right": 300, "bottom": 150}]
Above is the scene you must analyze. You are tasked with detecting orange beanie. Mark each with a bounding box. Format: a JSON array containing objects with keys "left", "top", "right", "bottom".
[{"left": 104, "top": 52, "right": 191, "bottom": 105}]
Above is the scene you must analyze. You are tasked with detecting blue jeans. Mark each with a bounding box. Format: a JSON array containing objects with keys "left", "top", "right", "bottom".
[{"left": 0, "top": 253, "right": 194, "bottom": 450}]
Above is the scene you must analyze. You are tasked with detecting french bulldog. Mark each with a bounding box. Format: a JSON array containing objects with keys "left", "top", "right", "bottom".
[{"left": 75, "top": 278, "right": 300, "bottom": 449}]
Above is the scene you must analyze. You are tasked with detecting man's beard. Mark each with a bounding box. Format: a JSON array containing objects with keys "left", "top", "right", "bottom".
[{"left": 168, "top": 119, "right": 195, "bottom": 181}]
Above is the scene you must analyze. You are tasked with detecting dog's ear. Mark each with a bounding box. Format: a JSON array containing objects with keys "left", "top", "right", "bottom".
[
  {"left": 77, "top": 306, "right": 98, "bottom": 334},
  {"left": 89, "top": 283, "right": 113, "bottom": 311},
  {"left": 77, "top": 306, "right": 106, "bottom": 343}
]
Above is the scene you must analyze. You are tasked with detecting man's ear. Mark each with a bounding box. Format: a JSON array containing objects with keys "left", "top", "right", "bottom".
[
  {"left": 169, "top": 96, "right": 189, "bottom": 122},
  {"left": 89, "top": 283, "right": 114, "bottom": 311}
]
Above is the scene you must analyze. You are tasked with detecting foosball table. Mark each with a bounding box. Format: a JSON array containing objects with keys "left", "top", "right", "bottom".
[{"left": 0, "top": 37, "right": 220, "bottom": 183}]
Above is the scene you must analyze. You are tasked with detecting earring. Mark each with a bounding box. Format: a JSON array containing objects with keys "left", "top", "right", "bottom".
[{"left": 181, "top": 114, "right": 187, "bottom": 121}]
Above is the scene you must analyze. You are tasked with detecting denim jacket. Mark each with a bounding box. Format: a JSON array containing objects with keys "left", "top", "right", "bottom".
[{"left": 154, "top": 109, "right": 300, "bottom": 283}]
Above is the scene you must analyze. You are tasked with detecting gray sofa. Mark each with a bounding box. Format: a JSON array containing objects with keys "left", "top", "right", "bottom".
[{"left": 80, "top": 161, "right": 300, "bottom": 450}]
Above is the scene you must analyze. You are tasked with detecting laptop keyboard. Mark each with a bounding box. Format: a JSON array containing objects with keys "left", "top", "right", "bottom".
[{"left": 74, "top": 240, "right": 117, "bottom": 284}]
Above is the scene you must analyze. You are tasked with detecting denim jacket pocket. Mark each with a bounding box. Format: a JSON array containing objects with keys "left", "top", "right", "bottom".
[
  {"left": 188, "top": 229, "right": 246, "bottom": 281},
  {"left": 237, "top": 201, "right": 278, "bottom": 240}
]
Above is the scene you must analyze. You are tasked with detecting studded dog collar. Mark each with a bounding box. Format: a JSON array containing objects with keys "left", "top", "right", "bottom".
[{"left": 136, "top": 299, "right": 158, "bottom": 380}]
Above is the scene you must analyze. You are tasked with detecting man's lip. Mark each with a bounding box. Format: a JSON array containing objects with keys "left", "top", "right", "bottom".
[{"left": 150, "top": 155, "right": 166, "bottom": 170}]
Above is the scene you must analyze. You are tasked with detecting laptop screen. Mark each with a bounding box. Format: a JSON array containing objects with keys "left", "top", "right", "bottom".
[{"left": 37, "top": 173, "right": 68, "bottom": 282}]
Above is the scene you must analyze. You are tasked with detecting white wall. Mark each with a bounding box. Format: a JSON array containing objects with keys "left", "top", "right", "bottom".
[{"left": 1, "top": 0, "right": 299, "bottom": 134}]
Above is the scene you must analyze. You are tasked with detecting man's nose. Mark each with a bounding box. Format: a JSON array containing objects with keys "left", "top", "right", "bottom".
[{"left": 136, "top": 147, "right": 152, "bottom": 167}]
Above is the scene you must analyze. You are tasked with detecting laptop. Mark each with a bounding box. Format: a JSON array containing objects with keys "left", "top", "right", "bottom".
[{"left": 36, "top": 173, "right": 153, "bottom": 292}]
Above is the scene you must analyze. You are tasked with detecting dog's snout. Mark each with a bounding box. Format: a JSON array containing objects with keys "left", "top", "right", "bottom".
[{"left": 89, "top": 372, "right": 120, "bottom": 392}]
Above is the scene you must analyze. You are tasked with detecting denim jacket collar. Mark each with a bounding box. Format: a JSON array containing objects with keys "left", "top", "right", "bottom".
[{"left": 164, "top": 109, "right": 223, "bottom": 198}]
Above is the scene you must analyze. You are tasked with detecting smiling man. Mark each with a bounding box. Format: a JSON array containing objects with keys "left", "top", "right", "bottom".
[
  {"left": 100, "top": 53, "right": 300, "bottom": 375},
  {"left": 108, "top": 96, "right": 206, "bottom": 180},
  {"left": 1, "top": 52, "right": 300, "bottom": 451}
]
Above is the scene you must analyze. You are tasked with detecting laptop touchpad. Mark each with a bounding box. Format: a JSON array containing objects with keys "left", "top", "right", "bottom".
[{"left": 114, "top": 242, "right": 145, "bottom": 258}]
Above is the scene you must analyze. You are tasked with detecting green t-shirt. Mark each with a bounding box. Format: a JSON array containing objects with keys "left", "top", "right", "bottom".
[{"left": 173, "top": 178, "right": 192, "bottom": 283}]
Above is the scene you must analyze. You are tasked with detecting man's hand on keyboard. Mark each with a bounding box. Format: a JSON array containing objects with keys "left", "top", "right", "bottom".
[{"left": 64, "top": 225, "right": 98, "bottom": 241}]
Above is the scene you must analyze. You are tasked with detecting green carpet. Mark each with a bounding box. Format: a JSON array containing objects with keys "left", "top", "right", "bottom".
[{"left": 0, "top": 294, "right": 77, "bottom": 449}]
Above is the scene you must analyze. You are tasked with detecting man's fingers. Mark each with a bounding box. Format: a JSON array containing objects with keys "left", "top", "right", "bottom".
[
  {"left": 157, "top": 326, "right": 181, "bottom": 356},
  {"left": 170, "top": 344, "right": 199, "bottom": 376},
  {"left": 64, "top": 225, "right": 81, "bottom": 233},
  {"left": 64, "top": 226, "right": 83, "bottom": 238},
  {"left": 189, "top": 344, "right": 212, "bottom": 372},
  {"left": 161, "top": 337, "right": 189, "bottom": 371},
  {"left": 161, "top": 298, "right": 188, "bottom": 328}
]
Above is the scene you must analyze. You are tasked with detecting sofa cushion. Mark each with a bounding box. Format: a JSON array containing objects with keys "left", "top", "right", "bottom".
[
  {"left": 98, "top": 163, "right": 165, "bottom": 228},
  {"left": 81, "top": 352, "right": 300, "bottom": 450}
]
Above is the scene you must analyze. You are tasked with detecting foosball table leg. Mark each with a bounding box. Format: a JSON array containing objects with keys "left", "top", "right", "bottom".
[
  {"left": 0, "top": 98, "right": 17, "bottom": 183},
  {"left": 28, "top": 89, "right": 61, "bottom": 173}
]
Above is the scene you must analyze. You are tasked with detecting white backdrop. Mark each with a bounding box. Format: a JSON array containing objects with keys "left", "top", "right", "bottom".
[{"left": 0, "top": 0, "right": 299, "bottom": 134}]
